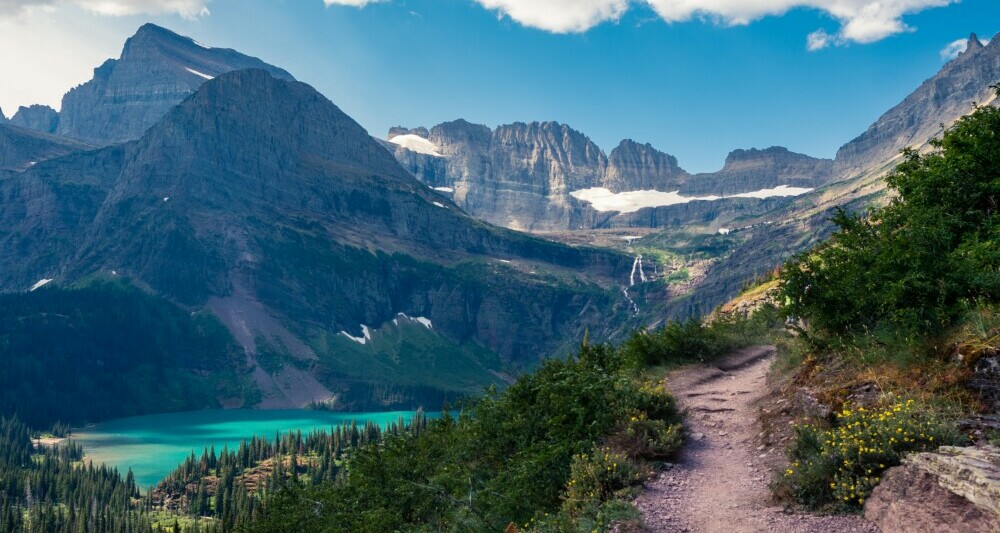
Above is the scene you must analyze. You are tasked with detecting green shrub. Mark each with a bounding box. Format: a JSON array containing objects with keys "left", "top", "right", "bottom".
[
  {"left": 778, "top": 400, "right": 964, "bottom": 512},
  {"left": 563, "top": 447, "right": 645, "bottom": 509},
  {"left": 780, "top": 88, "right": 1000, "bottom": 336}
]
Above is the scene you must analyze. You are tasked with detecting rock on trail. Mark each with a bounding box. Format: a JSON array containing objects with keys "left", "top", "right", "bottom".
[{"left": 633, "top": 346, "right": 877, "bottom": 532}]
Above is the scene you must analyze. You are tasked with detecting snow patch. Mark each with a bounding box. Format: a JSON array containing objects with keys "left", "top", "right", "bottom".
[
  {"left": 433, "top": 201, "right": 447, "bottom": 208},
  {"left": 434, "top": 186, "right": 455, "bottom": 193},
  {"left": 163, "top": 197, "right": 170, "bottom": 202},
  {"left": 27, "top": 161, "right": 36, "bottom": 167},
  {"left": 340, "top": 325, "right": 372, "bottom": 345},
  {"left": 570, "top": 185, "right": 813, "bottom": 214},
  {"left": 727, "top": 185, "right": 814, "bottom": 199},
  {"left": 388, "top": 134, "right": 443, "bottom": 157},
  {"left": 185, "top": 67, "right": 214, "bottom": 80},
  {"left": 718, "top": 228, "right": 731, "bottom": 235},
  {"left": 396, "top": 313, "right": 433, "bottom": 330},
  {"left": 30, "top": 279, "right": 52, "bottom": 291},
  {"left": 192, "top": 39, "right": 211, "bottom": 49}
]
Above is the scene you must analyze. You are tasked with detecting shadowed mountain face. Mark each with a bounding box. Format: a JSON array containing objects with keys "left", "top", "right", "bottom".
[
  {"left": 56, "top": 23, "right": 294, "bottom": 145},
  {"left": 1, "top": 69, "right": 635, "bottom": 410},
  {"left": 0, "top": 123, "right": 91, "bottom": 171}
]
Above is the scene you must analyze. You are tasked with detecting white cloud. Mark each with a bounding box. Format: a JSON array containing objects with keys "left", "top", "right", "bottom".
[
  {"left": 806, "top": 28, "right": 837, "bottom": 50},
  {"left": 940, "top": 35, "right": 991, "bottom": 60},
  {"left": 0, "top": 0, "right": 209, "bottom": 19},
  {"left": 328, "top": 0, "right": 958, "bottom": 46},
  {"left": 473, "top": 0, "right": 629, "bottom": 33},
  {"left": 323, "top": 0, "right": 386, "bottom": 6}
]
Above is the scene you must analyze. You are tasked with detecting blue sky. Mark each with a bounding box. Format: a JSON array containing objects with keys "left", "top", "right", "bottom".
[{"left": 0, "top": 0, "right": 997, "bottom": 172}]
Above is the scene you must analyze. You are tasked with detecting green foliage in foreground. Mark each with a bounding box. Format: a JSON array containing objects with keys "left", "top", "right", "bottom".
[
  {"left": 251, "top": 342, "right": 684, "bottom": 533},
  {"left": 0, "top": 281, "right": 255, "bottom": 427},
  {"left": 776, "top": 400, "right": 964, "bottom": 512},
  {"left": 620, "top": 304, "right": 782, "bottom": 368},
  {"left": 781, "top": 90, "right": 1000, "bottom": 336}
]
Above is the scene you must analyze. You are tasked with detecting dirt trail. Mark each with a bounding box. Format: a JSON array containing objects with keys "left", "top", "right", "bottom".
[{"left": 634, "top": 346, "right": 878, "bottom": 533}]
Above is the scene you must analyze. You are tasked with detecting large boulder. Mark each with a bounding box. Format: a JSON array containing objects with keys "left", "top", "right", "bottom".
[{"left": 864, "top": 446, "right": 1000, "bottom": 532}]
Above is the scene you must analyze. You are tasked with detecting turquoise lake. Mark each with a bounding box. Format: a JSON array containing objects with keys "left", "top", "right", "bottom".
[{"left": 72, "top": 409, "right": 429, "bottom": 489}]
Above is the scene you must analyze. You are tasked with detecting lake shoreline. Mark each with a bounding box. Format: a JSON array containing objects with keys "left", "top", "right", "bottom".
[{"left": 72, "top": 408, "right": 433, "bottom": 489}]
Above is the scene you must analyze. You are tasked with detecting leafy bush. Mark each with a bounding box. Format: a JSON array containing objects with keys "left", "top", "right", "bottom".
[
  {"left": 252, "top": 342, "right": 684, "bottom": 532},
  {"left": 781, "top": 88, "right": 1000, "bottom": 336},
  {"left": 777, "top": 400, "right": 964, "bottom": 512},
  {"left": 621, "top": 319, "right": 734, "bottom": 368},
  {"left": 621, "top": 304, "right": 783, "bottom": 369}
]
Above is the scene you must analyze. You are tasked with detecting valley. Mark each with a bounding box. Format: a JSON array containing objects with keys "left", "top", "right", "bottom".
[{"left": 1, "top": 10, "right": 999, "bottom": 533}]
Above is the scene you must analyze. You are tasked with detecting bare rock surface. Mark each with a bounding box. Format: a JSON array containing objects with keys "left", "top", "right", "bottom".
[
  {"left": 865, "top": 446, "right": 1000, "bottom": 532},
  {"left": 633, "top": 346, "right": 877, "bottom": 532}
]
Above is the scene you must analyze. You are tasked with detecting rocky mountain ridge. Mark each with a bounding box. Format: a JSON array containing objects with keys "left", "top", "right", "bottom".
[
  {"left": 834, "top": 33, "right": 1000, "bottom": 178},
  {"left": 10, "top": 105, "right": 59, "bottom": 134},
  {"left": 8, "top": 24, "right": 294, "bottom": 146},
  {"left": 655, "top": 33, "right": 1000, "bottom": 322},
  {"left": 387, "top": 121, "right": 832, "bottom": 231}
]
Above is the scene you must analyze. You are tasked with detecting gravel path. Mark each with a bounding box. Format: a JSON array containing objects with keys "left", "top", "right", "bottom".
[{"left": 633, "top": 346, "right": 878, "bottom": 533}]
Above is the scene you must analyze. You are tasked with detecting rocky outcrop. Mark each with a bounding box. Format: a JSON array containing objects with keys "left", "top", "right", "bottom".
[
  {"left": 389, "top": 126, "right": 429, "bottom": 138},
  {"left": 10, "top": 105, "right": 59, "bottom": 134},
  {"left": 56, "top": 23, "right": 294, "bottom": 145},
  {"left": 0, "top": 106, "right": 7, "bottom": 124},
  {"left": 971, "top": 355, "right": 1000, "bottom": 413},
  {"left": 865, "top": 446, "right": 1000, "bottom": 532},
  {"left": 834, "top": 34, "right": 1000, "bottom": 179},
  {"left": 682, "top": 147, "right": 832, "bottom": 195},
  {"left": 604, "top": 139, "right": 687, "bottom": 192}
]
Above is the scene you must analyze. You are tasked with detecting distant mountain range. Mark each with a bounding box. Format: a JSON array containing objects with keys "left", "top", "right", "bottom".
[
  {"left": 383, "top": 122, "right": 833, "bottom": 232},
  {"left": 2, "top": 25, "right": 997, "bottom": 419}
]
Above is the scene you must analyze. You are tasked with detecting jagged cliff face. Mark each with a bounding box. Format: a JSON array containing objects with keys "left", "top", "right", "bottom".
[
  {"left": 1, "top": 69, "right": 636, "bottom": 409},
  {"left": 56, "top": 23, "right": 294, "bottom": 145},
  {"left": 388, "top": 122, "right": 829, "bottom": 231},
  {"left": 604, "top": 139, "right": 687, "bottom": 192},
  {"left": 10, "top": 105, "right": 59, "bottom": 134},
  {"left": 834, "top": 34, "right": 1000, "bottom": 178}
]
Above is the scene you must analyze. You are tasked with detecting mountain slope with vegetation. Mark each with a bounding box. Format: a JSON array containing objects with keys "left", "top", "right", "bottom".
[
  {"left": 0, "top": 281, "right": 255, "bottom": 428},
  {"left": 768, "top": 88, "right": 1000, "bottom": 515}
]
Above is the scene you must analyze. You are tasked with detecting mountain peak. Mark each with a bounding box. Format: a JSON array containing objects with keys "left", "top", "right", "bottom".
[
  {"left": 57, "top": 24, "right": 293, "bottom": 145},
  {"left": 138, "top": 68, "right": 412, "bottom": 186},
  {"left": 11, "top": 104, "right": 59, "bottom": 134},
  {"left": 968, "top": 33, "right": 985, "bottom": 53}
]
